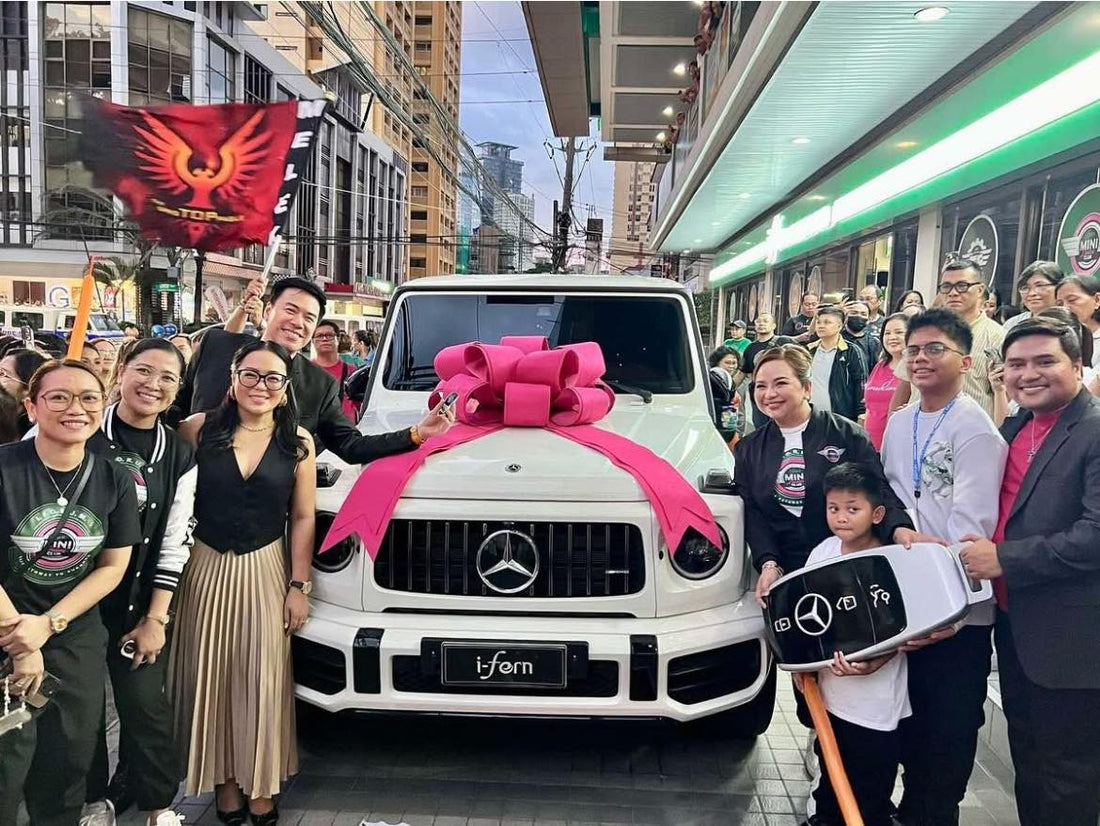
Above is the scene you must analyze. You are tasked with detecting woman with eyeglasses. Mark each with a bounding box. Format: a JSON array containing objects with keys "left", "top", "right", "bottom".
[
  {"left": 81, "top": 338, "right": 197, "bottom": 826},
  {"left": 0, "top": 348, "right": 48, "bottom": 439},
  {"left": 171, "top": 340, "right": 316, "bottom": 826},
  {"left": 0, "top": 359, "right": 141, "bottom": 826}
]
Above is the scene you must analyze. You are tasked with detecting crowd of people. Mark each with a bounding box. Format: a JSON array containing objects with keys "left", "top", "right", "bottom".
[
  {"left": 0, "top": 257, "right": 1097, "bottom": 826},
  {"left": 720, "top": 257, "right": 1100, "bottom": 826},
  {"left": 0, "top": 277, "right": 452, "bottom": 826}
]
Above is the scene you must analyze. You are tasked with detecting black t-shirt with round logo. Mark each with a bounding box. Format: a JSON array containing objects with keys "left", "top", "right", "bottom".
[
  {"left": 0, "top": 439, "right": 142, "bottom": 623},
  {"left": 107, "top": 416, "right": 159, "bottom": 513}
]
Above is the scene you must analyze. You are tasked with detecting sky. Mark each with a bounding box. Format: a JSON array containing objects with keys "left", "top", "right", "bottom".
[{"left": 458, "top": 1, "right": 616, "bottom": 248}]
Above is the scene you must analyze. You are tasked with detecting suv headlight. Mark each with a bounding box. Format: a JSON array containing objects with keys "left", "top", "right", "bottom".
[
  {"left": 670, "top": 526, "right": 729, "bottom": 580},
  {"left": 312, "top": 511, "right": 356, "bottom": 574}
]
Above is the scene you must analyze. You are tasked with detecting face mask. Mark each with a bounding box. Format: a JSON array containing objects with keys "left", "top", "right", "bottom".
[{"left": 846, "top": 317, "right": 868, "bottom": 333}]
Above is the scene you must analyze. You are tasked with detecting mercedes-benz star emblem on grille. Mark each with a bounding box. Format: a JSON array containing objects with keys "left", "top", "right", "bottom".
[
  {"left": 505, "top": 463, "right": 522, "bottom": 473},
  {"left": 794, "top": 592, "right": 833, "bottom": 637},
  {"left": 476, "top": 529, "right": 540, "bottom": 594}
]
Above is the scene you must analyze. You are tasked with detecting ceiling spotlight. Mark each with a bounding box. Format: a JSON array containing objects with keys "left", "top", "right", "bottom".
[
  {"left": 682, "top": 249, "right": 692, "bottom": 255},
  {"left": 739, "top": 192, "right": 752, "bottom": 199},
  {"left": 807, "top": 194, "right": 827, "bottom": 202},
  {"left": 662, "top": 106, "right": 674, "bottom": 118},
  {"left": 656, "top": 131, "right": 667, "bottom": 142},
  {"left": 672, "top": 62, "right": 687, "bottom": 76},
  {"left": 914, "top": 6, "right": 950, "bottom": 22},
  {"left": 694, "top": 238, "right": 703, "bottom": 244},
  {"left": 896, "top": 140, "right": 918, "bottom": 149},
  {"left": 791, "top": 136, "right": 811, "bottom": 145}
]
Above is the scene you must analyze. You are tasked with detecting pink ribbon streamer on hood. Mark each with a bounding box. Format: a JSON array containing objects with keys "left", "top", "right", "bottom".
[{"left": 321, "top": 336, "right": 722, "bottom": 558}]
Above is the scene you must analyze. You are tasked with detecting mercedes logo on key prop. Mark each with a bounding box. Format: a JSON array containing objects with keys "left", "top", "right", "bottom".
[
  {"left": 794, "top": 592, "right": 833, "bottom": 637},
  {"left": 476, "top": 529, "right": 540, "bottom": 594}
]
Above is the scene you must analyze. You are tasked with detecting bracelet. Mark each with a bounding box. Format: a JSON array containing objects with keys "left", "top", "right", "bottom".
[
  {"left": 761, "top": 561, "right": 784, "bottom": 576},
  {"left": 409, "top": 425, "right": 423, "bottom": 446}
]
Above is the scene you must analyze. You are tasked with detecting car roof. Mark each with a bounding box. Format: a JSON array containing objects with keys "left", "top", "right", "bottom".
[{"left": 395, "top": 274, "right": 689, "bottom": 293}]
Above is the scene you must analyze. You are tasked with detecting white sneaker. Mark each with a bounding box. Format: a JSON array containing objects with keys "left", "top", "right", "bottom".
[
  {"left": 80, "top": 800, "right": 116, "bottom": 826},
  {"left": 149, "top": 811, "right": 186, "bottom": 826}
]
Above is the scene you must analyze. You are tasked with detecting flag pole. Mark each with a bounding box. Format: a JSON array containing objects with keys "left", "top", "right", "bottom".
[
  {"left": 802, "top": 675, "right": 865, "bottom": 826},
  {"left": 66, "top": 257, "right": 99, "bottom": 361}
]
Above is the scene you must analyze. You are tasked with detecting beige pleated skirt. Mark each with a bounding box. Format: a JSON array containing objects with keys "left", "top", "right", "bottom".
[{"left": 168, "top": 538, "right": 298, "bottom": 799}]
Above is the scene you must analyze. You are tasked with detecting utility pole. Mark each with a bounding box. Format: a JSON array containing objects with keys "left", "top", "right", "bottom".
[{"left": 552, "top": 137, "right": 577, "bottom": 272}]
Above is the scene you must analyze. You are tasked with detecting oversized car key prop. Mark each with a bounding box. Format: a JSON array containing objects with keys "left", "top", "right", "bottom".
[{"left": 763, "top": 542, "right": 992, "bottom": 671}]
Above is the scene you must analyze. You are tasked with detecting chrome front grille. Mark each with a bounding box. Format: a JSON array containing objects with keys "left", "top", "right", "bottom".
[{"left": 373, "top": 520, "right": 646, "bottom": 597}]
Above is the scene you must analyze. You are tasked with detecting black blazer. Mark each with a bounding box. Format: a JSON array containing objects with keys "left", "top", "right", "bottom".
[
  {"left": 733, "top": 410, "right": 912, "bottom": 573},
  {"left": 174, "top": 329, "right": 415, "bottom": 465},
  {"left": 998, "top": 388, "right": 1100, "bottom": 690}
]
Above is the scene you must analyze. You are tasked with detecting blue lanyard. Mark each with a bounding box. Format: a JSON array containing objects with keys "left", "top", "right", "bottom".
[{"left": 911, "top": 398, "right": 958, "bottom": 499}]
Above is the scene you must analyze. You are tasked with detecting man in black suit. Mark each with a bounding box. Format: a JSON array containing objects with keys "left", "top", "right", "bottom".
[
  {"left": 961, "top": 318, "right": 1100, "bottom": 826},
  {"left": 174, "top": 277, "right": 452, "bottom": 462}
]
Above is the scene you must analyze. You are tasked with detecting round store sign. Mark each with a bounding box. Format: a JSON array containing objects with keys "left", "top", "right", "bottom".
[
  {"left": 957, "top": 215, "right": 998, "bottom": 287},
  {"left": 1057, "top": 183, "right": 1100, "bottom": 278},
  {"left": 788, "top": 272, "right": 804, "bottom": 319}
]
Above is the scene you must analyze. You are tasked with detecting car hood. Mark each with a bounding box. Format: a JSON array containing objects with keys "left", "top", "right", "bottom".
[{"left": 364, "top": 404, "right": 727, "bottom": 502}]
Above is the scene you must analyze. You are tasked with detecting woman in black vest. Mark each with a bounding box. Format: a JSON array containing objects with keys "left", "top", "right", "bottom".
[
  {"left": 82, "top": 338, "right": 197, "bottom": 826},
  {"left": 0, "top": 359, "right": 141, "bottom": 825},
  {"left": 172, "top": 340, "right": 315, "bottom": 826}
]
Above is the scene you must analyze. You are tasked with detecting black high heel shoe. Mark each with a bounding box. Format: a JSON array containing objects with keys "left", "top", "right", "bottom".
[
  {"left": 248, "top": 806, "right": 279, "bottom": 826},
  {"left": 215, "top": 806, "right": 248, "bottom": 826}
]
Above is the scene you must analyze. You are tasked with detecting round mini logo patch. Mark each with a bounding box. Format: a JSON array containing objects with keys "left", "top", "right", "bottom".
[
  {"left": 774, "top": 448, "right": 806, "bottom": 508},
  {"left": 8, "top": 503, "right": 106, "bottom": 586},
  {"left": 113, "top": 451, "right": 149, "bottom": 511}
]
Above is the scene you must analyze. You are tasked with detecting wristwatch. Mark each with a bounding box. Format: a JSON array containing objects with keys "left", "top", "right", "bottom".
[
  {"left": 45, "top": 609, "right": 68, "bottom": 635},
  {"left": 761, "top": 561, "right": 785, "bottom": 577},
  {"left": 289, "top": 580, "right": 313, "bottom": 596},
  {"left": 145, "top": 612, "right": 171, "bottom": 627}
]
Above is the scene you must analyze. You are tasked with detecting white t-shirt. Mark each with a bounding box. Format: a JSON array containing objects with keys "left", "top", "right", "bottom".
[
  {"left": 774, "top": 419, "right": 809, "bottom": 517},
  {"left": 881, "top": 393, "right": 1008, "bottom": 625},
  {"left": 806, "top": 537, "right": 912, "bottom": 732},
  {"left": 810, "top": 346, "right": 836, "bottom": 412}
]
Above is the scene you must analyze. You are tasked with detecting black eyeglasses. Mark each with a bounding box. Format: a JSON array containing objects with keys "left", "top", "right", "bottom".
[
  {"left": 234, "top": 369, "right": 289, "bottom": 391},
  {"left": 312, "top": 333, "right": 337, "bottom": 342},
  {"left": 903, "top": 343, "right": 966, "bottom": 359},
  {"left": 937, "top": 281, "right": 983, "bottom": 295},
  {"left": 38, "top": 390, "right": 106, "bottom": 412}
]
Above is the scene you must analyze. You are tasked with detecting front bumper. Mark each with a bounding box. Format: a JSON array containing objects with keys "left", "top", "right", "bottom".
[{"left": 292, "top": 598, "right": 769, "bottom": 722}]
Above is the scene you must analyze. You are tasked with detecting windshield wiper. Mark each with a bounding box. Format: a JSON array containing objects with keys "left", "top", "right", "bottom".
[{"left": 604, "top": 380, "right": 653, "bottom": 404}]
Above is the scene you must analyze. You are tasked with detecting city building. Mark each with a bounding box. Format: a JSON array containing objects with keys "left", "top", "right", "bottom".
[
  {"left": 528, "top": 2, "right": 1100, "bottom": 338},
  {"left": 609, "top": 160, "right": 657, "bottom": 274},
  {"left": 0, "top": 1, "right": 410, "bottom": 334},
  {"left": 407, "top": 0, "right": 462, "bottom": 277}
]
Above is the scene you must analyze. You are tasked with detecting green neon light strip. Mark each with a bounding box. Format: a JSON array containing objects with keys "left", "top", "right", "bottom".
[{"left": 710, "top": 47, "right": 1100, "bottom": 288}]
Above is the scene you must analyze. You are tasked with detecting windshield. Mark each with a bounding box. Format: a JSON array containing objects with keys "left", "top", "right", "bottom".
[
  {"left": 383, "top": 293, "right": 695, "bottom": 394},
  {"left": 89, "top": 314, "right": 121, "bottom": 332}
]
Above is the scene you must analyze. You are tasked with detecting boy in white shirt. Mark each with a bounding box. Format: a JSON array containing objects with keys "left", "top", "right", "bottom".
[
  {"left": 798, "top": 463, "right": 911, "bottom": 826},
  {"left": 879, "top": 308, "right": 1008, "bottom": 826}
]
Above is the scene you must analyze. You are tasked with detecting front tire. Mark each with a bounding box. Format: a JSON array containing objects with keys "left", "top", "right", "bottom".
[{"left": 708, "top": 661, "right": 777, "bottom": 738}]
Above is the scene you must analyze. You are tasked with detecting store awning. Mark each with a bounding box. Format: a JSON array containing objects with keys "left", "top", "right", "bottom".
[{"left": 708, "top": 2, "right": 1100, "bottom": 287}]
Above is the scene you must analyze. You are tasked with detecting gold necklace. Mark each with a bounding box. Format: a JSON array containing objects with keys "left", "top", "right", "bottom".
[{"left": 238, "top": 421, "right": 274, "bottom": 433}]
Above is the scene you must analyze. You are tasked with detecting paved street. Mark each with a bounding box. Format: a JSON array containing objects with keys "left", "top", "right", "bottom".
[{"left": 129, "top": 679, "right": 1020, "bottom": 826}]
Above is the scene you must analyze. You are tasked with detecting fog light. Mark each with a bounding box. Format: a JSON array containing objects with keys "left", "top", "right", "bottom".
[{"left": 670, "top": 526, "right": 729, "bottom": 580}]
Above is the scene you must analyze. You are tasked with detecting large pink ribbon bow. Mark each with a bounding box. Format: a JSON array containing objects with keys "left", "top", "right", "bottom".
[{"left": 321, "top": 336, "right": 722, "bottom": 558}]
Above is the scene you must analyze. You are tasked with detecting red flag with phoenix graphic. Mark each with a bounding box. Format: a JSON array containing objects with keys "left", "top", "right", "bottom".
[{"left": 79, "top": 97, "right": 324, "bottom": 252}]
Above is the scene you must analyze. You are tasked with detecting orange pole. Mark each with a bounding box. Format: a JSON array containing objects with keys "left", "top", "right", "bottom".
[
  {"left": 802, "top": 674, "right": 865, "bottom": 826},
  {"left": 65, "top": 261, "right": 97, "bottom": 361}
]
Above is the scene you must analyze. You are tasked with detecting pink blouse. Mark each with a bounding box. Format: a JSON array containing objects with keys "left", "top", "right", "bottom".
[{"left": 863, "top": 360, "right": 900, "bottom": 450}]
